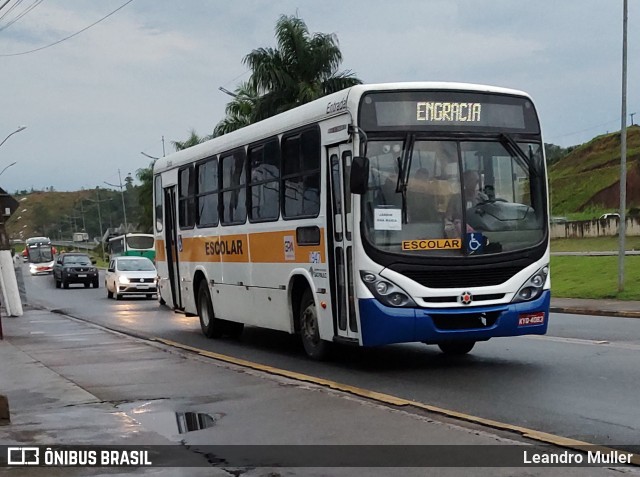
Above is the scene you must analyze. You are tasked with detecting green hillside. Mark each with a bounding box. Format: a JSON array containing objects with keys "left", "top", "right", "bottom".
[
  {"left": 549, "top": 125, "right": 640, "bottom": 217},
  {"left": 6, "top": 188, "right": 140, "bottom": 244}
]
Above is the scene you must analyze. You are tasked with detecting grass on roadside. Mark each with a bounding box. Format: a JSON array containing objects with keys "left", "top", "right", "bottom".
[
  {"left": 550, "top": 256, "right": 640, "bottom": 300},
  {"left": 551, "top": 236, "right": 640, "bottom": 252}
]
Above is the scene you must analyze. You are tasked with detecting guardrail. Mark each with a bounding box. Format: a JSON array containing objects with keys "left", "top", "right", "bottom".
[{"left": 51, "top": 240, "right": 97, "bottom": 250}]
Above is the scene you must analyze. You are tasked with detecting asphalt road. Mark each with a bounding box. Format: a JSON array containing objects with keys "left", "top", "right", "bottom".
[{"left": 20, "top": 266, "right": 640, "bottom": 450}]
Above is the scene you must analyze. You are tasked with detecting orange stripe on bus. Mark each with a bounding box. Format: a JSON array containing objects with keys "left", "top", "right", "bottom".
[
  {"left": 156, "top": 230, "right": 325, "bottom": 264},
  {"left": 155, "top": 240, "right": 166, "bottom": 261}
]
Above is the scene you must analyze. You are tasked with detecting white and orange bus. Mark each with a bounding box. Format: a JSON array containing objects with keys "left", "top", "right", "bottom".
[{"left": 153, "top": 82, "right": 550, "bottom": 359}]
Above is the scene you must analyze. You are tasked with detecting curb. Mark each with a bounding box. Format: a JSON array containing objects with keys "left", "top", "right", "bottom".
[{"left": 550, "top": 307, "right": 640, "bottom": 319}]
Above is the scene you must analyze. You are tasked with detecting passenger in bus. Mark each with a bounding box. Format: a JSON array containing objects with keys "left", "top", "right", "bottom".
[{"left": 444, "top": 170, "right": 487, "bottom": 238}]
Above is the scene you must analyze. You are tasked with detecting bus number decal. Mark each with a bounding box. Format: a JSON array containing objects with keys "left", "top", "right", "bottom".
[
  {"left": 205, "top": 239, "right": 244, "bottom": 256},
  {"left": 284, "top": 236, "right": 295, "bottom": 261},
  {"left": 402, "top": 239, "right": 462, "bottom": 251}
]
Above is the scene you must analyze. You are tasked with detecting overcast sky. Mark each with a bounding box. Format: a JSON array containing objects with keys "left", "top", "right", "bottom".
[{"left": 1, "top": 0, "right": 638, "bottom": 192}]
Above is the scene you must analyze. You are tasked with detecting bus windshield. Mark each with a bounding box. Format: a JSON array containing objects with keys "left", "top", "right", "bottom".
[
  {"left": 363, "top": 138, "right": 546, "bottom": 257},
  {"left": 27, "top": 245, "right": 54, "bottom": 263}
]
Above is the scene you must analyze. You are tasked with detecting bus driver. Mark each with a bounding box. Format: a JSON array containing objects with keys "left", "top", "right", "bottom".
[{"left": 444, "top": 169, "right": 488, "bottom": 238}]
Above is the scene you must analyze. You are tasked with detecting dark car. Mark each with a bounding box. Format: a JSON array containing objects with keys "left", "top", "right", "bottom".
[{"left": 52, "top": 252, "right": 99, "bottom": 289}]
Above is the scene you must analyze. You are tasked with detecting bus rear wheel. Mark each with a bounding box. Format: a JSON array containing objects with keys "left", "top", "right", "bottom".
[
  {"left": 437, "top": 340, "right": 475, "bottom": 355},
  {"left": 299, "top": 289, "right": 329, "bottom": 360},
  {"left": 197, "top": 281, "right": 223, "bottom": 338}
]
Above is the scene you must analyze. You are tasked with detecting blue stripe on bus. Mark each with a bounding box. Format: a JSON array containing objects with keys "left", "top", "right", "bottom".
[{"left": 358, "top": 291, "right": 551, "bottom": 347}]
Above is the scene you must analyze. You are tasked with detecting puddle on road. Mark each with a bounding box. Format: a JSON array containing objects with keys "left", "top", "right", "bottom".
[{"left": 119, "top": 402, "right": 222, "bottom": 441}]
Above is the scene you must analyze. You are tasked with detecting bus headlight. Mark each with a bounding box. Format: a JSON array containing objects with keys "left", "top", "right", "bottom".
[
  {"left": 360, "top": 271, "right": 416, "bottom": 308},
  {"left": 512, "top": 265, "right": 549, "bottom": 303}
]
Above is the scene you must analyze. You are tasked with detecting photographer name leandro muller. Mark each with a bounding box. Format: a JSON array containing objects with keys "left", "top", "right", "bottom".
[{"left": 523, "top": 449, "right": 633, "bottom": 465}]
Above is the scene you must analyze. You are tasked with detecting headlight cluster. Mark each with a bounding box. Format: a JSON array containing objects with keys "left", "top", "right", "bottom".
[
  {"left": 512, "top": 265, "right": 549, "bottom": 303},
  {"left": 118, "top": 275, "right": 130, "bottom": 285},
  {"left": 360, "top": 271, "right": 416, "bottom": 307}
]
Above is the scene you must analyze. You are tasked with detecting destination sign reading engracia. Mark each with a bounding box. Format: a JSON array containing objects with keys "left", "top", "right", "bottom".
[{"left": 416, "top": 102, "right": 482, "bottom": 123}]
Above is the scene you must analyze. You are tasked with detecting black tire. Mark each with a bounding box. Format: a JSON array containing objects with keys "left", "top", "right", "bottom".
[
  {"left": 55, "top": 279, "right": 61, "bottom": 289},
  {"left": 197, "top": 281, "right": 223, "bottom": 338},
  {"left": 437, "top": 340, "right": 476, "bottom": 355},
  {"left": 84, "top": 283, "right": 90, "bottom": 288},
  {"left": 93, "top": 279, "right": 99, "bottom": 288},
  {"left": 116, "top": 292, "right": 122, "bottom": 300},
  {"left": 107, "top": 289, "right": 113, "bottom": 299},
  {"left": 63, "top": 280, "right": 69, "bottom": 289},
  {"left": 299, "top": 289, "right": 330, "bottom": 360}
]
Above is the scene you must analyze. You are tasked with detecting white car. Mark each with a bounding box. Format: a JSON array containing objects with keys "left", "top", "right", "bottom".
[{"left": 105, "top": 256, "right": 157, "bottom": 300}]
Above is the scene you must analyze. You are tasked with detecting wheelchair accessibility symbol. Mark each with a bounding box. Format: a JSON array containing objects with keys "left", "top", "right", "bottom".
[{"left": 465, "top": 232, "right": 484, "bottom": 254}]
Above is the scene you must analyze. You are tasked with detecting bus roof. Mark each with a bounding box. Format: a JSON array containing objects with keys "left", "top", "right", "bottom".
[
  {"left": 26, "top": 236, "right": 51, "bottom": 245},
  {"left": 154, "top": 81, "right": 533, "bottom": 174}
]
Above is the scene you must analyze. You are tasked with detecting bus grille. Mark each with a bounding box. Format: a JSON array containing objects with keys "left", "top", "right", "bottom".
[{"left": 397, "top": 266, "right": 522, "bottom": 288}]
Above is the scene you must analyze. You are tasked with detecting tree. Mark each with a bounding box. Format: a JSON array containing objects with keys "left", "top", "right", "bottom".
[
  {"left": 172, "top": 129, "right": 209, "bottom": 151},
  {"left": 213, "top": 82, "right": 259, "bottom": 137},
  {"left": 136, "top": 165, "right": 153, "bottom": 233},
  {"left": 544, "top": 143, "right": 568, "bottom": 166},
  {"left": 215, "top": 14, "right": 362, "bottom": 134}
]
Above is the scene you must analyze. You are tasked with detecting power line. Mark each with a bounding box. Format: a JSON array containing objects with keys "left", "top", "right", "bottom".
[
  {"left": 0, "top": 0, "right": 44, "bottom": 33},
  {"left": 0, "top": 0, "right": 134, "bottom": 57},
  {"left": 0, "top": 0, "right": 24, "bottom": 21}
]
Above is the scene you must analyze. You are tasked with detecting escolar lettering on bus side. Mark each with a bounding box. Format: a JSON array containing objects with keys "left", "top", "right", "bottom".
[{"left": 205, "top": 239, "right": 244, "bottom": 256}]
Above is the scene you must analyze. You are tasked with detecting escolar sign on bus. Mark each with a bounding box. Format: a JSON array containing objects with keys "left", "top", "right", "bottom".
[{"left": 402, "top": 239, "right": 462, "bottom": 251}]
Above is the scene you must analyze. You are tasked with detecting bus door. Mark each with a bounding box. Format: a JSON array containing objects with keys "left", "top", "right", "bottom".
[
  {"left": 328, "top": 145, "right": 360, "bottom": 341},
  {"left": 163, "top": 186, "right": 182, "bottom": 309}
]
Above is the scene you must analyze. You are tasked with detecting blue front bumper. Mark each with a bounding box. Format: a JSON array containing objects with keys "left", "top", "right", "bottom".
[{"left": 358, "top": 291, "right": 551, "bottom": 347}]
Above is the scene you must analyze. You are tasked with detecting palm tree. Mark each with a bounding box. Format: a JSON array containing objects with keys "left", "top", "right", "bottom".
[
  {"left": 172, "top": 129, "right": 209, "bottom": 151},
  {"left": 215, "top": 14, "right": 362, "bottom": 134},
  {"left": 213, "top": 82, "right": 259, "bottom": 137}
]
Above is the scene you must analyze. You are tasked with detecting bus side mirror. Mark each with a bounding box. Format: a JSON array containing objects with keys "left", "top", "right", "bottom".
[{"left": 350, "top": 156, "right": 369, "bottom": 195}]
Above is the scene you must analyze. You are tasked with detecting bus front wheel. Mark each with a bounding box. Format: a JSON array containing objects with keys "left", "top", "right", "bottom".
[
  {"left": 299, "top": 289, "right": 329, "bottom": 360},
  {"left": 437, "top": 340, "right": 475, "bottom": 355},
  {"left": 197, "top": 281, "right": 223, "bottom": 338}
]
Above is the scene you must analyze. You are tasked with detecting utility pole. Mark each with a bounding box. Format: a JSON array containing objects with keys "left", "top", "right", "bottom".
[
  {"left": 618, "top": 0, "right": 628, "bottom": 292},
  {"left": 85, "top": 187, "right": 110, "bottom": 259},
  {"left": 105, "top": 169, "right": 128, "bottom": 234},
  {"left": 631, "top": 112, "right": 636, "bottom": 126}
]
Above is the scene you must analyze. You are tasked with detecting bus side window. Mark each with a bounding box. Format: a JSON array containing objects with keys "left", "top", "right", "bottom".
[
  {"left": 220, "top": 148, "right": 247, "bottom": 225},
  {"left": 249, "top": 138, "right": 280, "bottom": 222},
  {"left": 196, "top": 157, "right": 219, "bottom": 227},
  {"left": 154, "top": 175, "right": 163, "bottom": 232},
  {"left": 282, "top": 128, "right": 320, "bottom": 219},
  {"left": 178, "top": 166, "right": 196, "bottom": 228}
]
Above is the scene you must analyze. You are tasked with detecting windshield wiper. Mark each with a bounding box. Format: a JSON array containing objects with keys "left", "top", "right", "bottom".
[
  {"left": 499, "top": 132, "right": 543, "bottom": 178},
  {"left": 395, "top": 135, "right": 415, "bottom": 223}
]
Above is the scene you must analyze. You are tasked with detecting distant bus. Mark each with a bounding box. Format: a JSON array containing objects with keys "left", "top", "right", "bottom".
[
  {"left": 107, "top": 234, "right": 155, "bottom": 261},
  {"left": 24, "top": 236, "right": 56, "bottom": 274}
]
